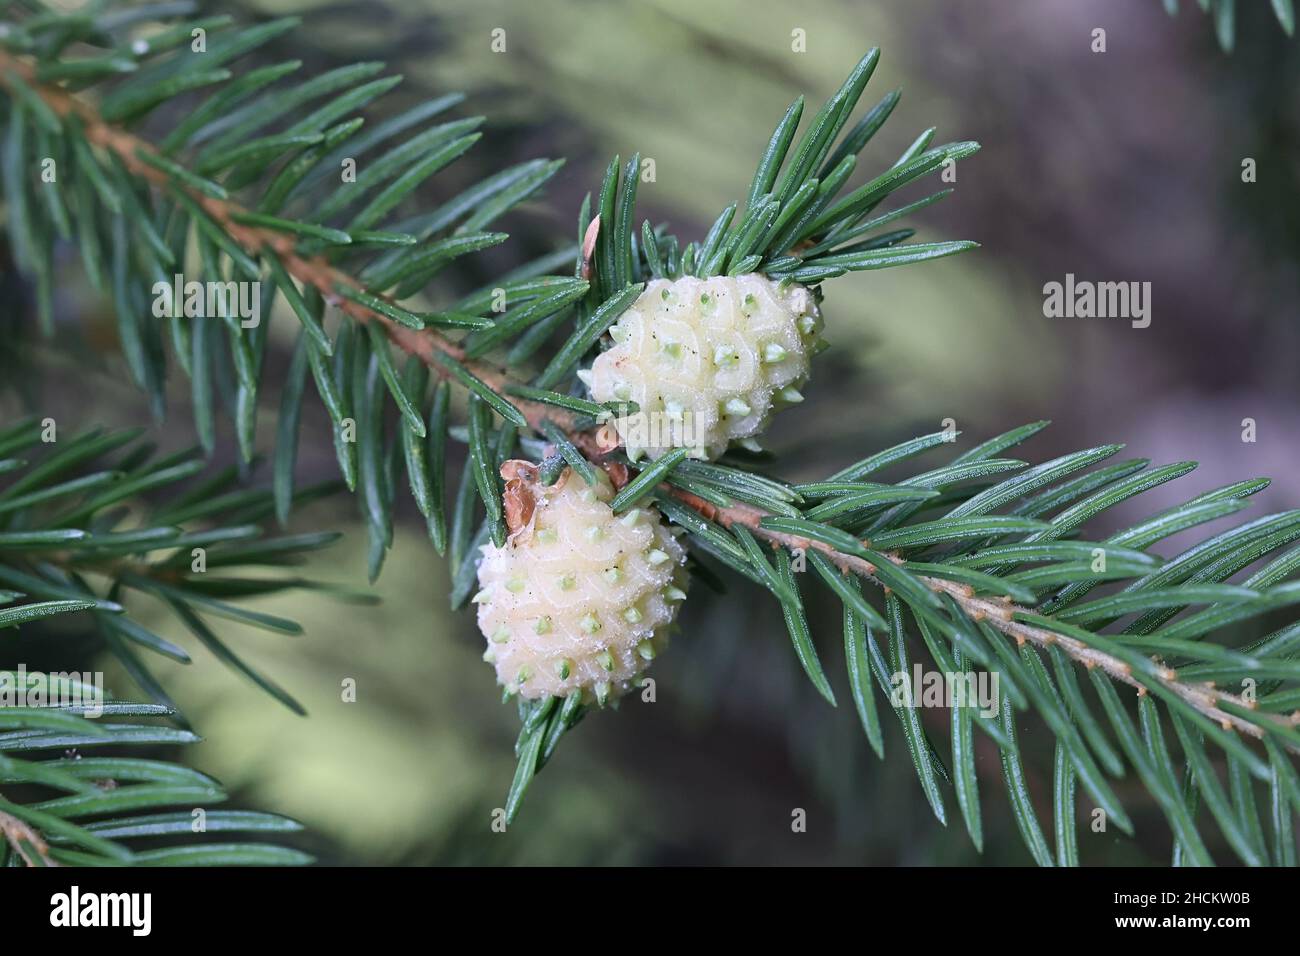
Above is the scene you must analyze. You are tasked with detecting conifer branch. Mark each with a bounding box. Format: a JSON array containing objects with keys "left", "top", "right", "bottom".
[
  {"left": 6, "top": 3, "right": 1300, "bottom": 865},
  {"left": 1164, "top": 0, "right": 1297, "bottom": 53},
  {"left": 671, "top": 489, "right": 1300, "bottom": 752},
  {"left": 0, "top": 49, "right": 550, "bottom": 432}
]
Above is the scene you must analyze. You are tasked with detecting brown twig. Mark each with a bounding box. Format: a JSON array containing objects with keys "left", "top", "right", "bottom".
[{"left": 0, "top": 807, "right": 56, "bottom": 867}]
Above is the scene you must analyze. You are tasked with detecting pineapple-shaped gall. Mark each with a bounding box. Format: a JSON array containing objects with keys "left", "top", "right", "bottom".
[
  {"left": 580, "top": 274, "right": 821, "bottom": 461},
  {"left": 474, "top": 461, "right": 689, "bottom": 705}
]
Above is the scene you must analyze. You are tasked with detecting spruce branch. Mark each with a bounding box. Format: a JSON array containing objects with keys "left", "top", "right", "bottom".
[
  {"left": 671, "top": 489, "right": 1300, "bottom": 752},
  {"left": 0, "top": 421, "right": 364, "bottom": 714},
  {"left": 1163, "top": 0, "right": 1297, "bottom": 52},
  {"left": 0, "top": 48, "right": 538, "bottom": 426},
  {"left": 0, "top": 645, "right": 309, "bottom": 867},
  {"left": 6, "top": 5, "right": 1300, "bottom": 865},
  {"left": 0, "top": 428, "right": 336, "bottom": 866},
  {"left": 1, "top": 5, "right": 585, "bottom": 577}
]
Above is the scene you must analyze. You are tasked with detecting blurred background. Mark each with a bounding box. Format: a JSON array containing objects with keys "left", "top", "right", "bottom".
[{"left": 3, "top": 0, "right": 1299, "bottom": 864}]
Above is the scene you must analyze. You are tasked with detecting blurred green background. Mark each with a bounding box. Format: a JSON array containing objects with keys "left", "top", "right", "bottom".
[{"left": 4, "top": 0, "right": 1299, "bottom": 864}]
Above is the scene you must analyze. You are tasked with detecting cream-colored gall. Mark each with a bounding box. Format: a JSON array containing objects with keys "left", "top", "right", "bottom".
[
  {"left": 474, "top": 462, "right": 689, "bottom": 705},
  {"left": 580, "top": 274, "right": 821, "bottom": 461}
]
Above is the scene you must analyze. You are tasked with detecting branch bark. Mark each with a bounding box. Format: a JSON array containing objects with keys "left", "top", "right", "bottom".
[{"left": 0, "top": 806, "right": 55, "bottom": 867}]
